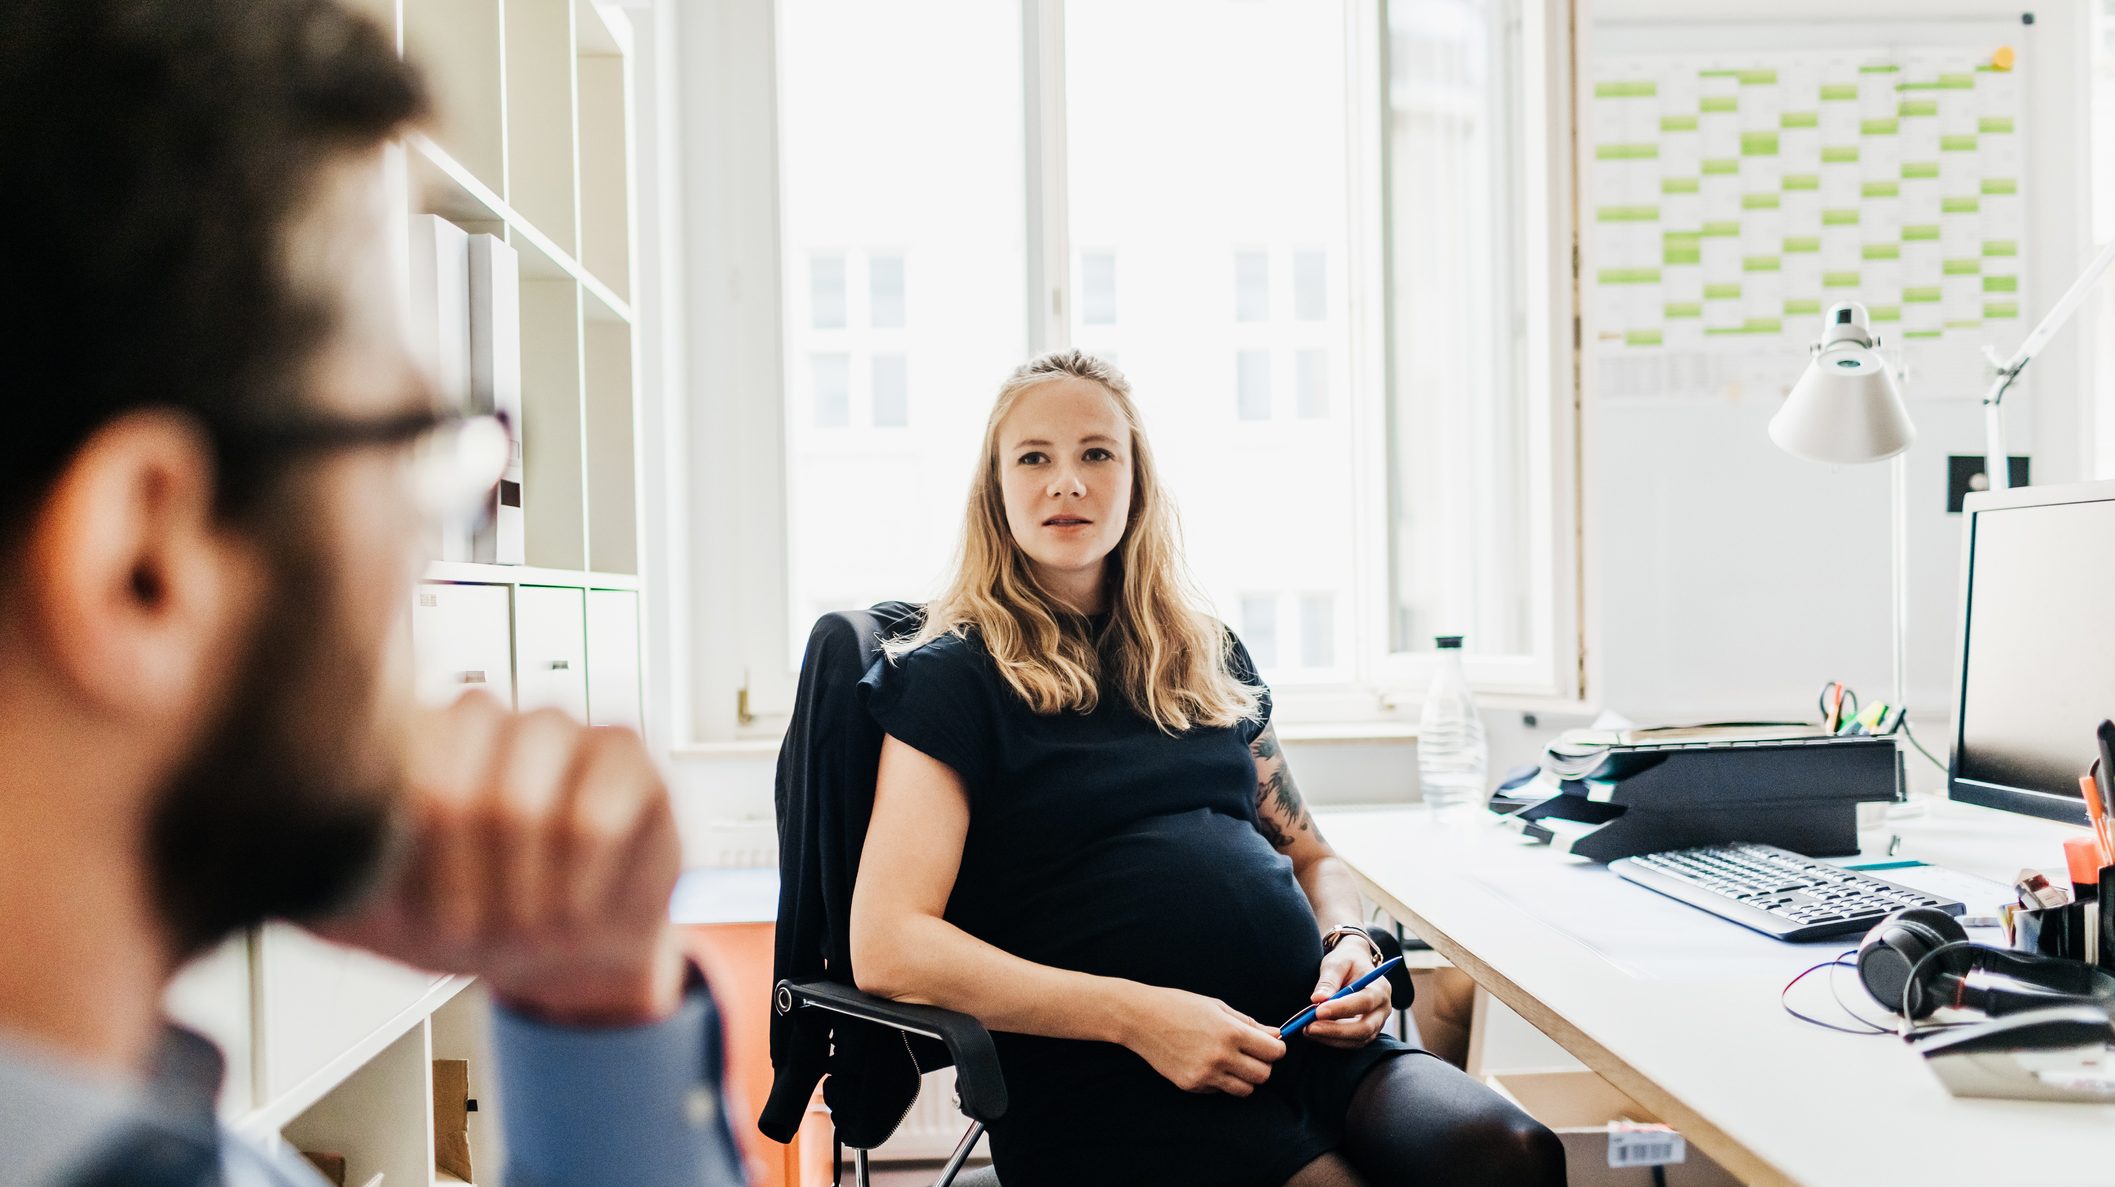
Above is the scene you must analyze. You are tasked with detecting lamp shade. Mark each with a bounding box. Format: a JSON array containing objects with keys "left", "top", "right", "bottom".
[{"left": 1769, "top": 302, "right": 1915, "bottom": 464}]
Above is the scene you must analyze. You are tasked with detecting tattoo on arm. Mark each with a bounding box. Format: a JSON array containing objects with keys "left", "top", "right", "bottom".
[{"left": 1249, "top": 727, "right": 1313, "bottom": 849}]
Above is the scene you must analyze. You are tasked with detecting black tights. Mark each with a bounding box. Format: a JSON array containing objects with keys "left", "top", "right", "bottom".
[{"left": 1284, "top": 1052, "right": 1568, "bottom": 1187}]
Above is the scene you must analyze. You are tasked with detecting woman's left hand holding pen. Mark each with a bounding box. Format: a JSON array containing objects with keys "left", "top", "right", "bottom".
[{"left": 1301, "top": 942, "right": 1393, "bottom": 1049}]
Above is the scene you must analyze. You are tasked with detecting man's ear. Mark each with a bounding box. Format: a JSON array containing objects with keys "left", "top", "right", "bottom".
[{"left": 22, "top": 411, "right": 261, "bottom": 723}]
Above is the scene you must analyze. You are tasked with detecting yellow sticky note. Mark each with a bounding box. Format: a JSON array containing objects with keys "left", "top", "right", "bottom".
[{"left": 1992, "top": 45, "right": 2016, "bottom": 71}]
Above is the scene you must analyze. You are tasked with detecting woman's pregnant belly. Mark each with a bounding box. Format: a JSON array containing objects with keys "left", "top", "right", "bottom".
[{"left": 958, "top": 806, "right": 1325, "bottom": 1027}]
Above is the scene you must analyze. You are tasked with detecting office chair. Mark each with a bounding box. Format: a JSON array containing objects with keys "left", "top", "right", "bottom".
[{"left": 763, "top": 603, "right": 1004, "bottom": 1187}]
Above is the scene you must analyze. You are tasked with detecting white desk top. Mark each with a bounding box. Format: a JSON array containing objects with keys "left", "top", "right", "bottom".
[{"left": 1316, "top": 798, "right": 2115, "bottom": 1187}]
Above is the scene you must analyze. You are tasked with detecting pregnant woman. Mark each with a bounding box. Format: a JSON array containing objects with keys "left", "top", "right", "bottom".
[{"left": 850, "top": 350, "right": 1565, "bottom": 1187}]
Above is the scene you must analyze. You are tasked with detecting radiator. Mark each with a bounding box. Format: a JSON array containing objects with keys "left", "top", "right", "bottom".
[{"left": 873, "top": 1069, "right": 990, "bottom": 1163}]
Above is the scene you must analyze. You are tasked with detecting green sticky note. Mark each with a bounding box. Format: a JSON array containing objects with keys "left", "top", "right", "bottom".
[
  {"left": 1862, "top": 118, "right": 1900, "bottom": 135},
  {"left": 1822, "top": 146, "right": 1860, "bottom": 163},
  {"left": 1902, "top": 224, "right": 1940, "bottom": 241},
  {"left": 1784, "top": 236, "right": 1821, "bottom": 254},
  {"left": 1743, "top": 317, "right": 1783, "bottom": 333},
  {"left": 1941, "top": 196, "right": 1980, "bottom": 214},
  {"left": 1742, "top": 131, "right": 1780, "bottom": 156},
  {"left": 1820, "top": 84, "right": 1859, "bottom": 101},
  {"left": 1661, "top": 177, "right": 1701, "bottom": 194},
  {"left": 1823, "top": 271, "right": 1861, "bottom": 288},
  {"left": 1598, "top": 268, "right": 1662, "bottom": 285},
  {"left": 1700, "top": 96, "right": 1738, "bottom": 114},
  {"left": 1861, "top": 181, "right": 1900, "bottom": 198},
  {"left": 1743, "top": 256, "right": 1782, "bottom": 272},
  {"left": 1986, "top": 300, "right": 2020, "bottom": 318},
  {"left": 1981, "top": 178, "right": 2019, "bottom": 195},
  {"left": 1903, "top": 286, "right": 1942, "bottom": 303},
  {"left": 1901, "top": 162, "right": 1939, "bottom": 180},
  {"left": 1737, "top": 69, "right": 1778, "bottom": 85},
  {"left": 1903, "top": 329, "right": 1943, "bottom": 339},
  {"left": 1595, "top": 81, "right": 1657, "bottom": 98},
  {"left": 1983, "top": 274, "right": 2018, "bottom": 293},
  {"left": 1597, "top": 205, "right": 1660, "bottom": 222},
  {"left": 1822, "top": 208, "right": 1860, "bottom": 226},
  {"left": 1661, "top": 114, "right": 1700, "bottom": 132},
  {"left": 1980, "top": 116, "right": 2015, "bottom": 134},
  {"left": 1943, "top": 258, "right": 1980, "bottom": 275},
  {"left": 1700, "top": 220, "right": 1740, "bottom": 237},
  {"left": 1664, "top": 301, "right": 1703, "bottom": 319},
  {"left": 1869, "top": 304, "right": 1902, "bottom": 321},
  {"left": 1983, "top": 240, "right": 2018, "bottom": 258},
  {"left": 1702, "top": 158, "right": 1739, "bottom": 175},
  {"left": 1945, "top": 320, "right": 1981, "bottom": 331},
  {"left": 1899, "top": 99, "right": 1939, "bottom": 118},
  {"left": 1937, "top": 73, "right": 1975, "bottom": 89},
  {"left": 1860, "top": 64, "right": 1901, "bottom": 74},
  {"left": 1781, "top": 112, "right": 1820, "bottom": 129},
  {"left": 1663, "top": 245, "right": 1702, "bottom": 266},
  {"left": 1785, "top": 298, "right": 1823, "bottom": 315},
  {"left": 1863, "top": 243, "right": 1901, "bottom": 260},
  {"left": 1742, "top": 192, "right": 1780, "bottom": 209},
  {"left": 1624, "top": 330, "right": 1664, "bottom": 346},
  {"left": 1784, "top": 174, "right": 1820, "bottom": 191},
  {"left": 1940, "top": 134, "right": 1977, "bottom": 152},
  {"left": 1595, "top": 143, "right": 1659, "bottom": 160},
  {"left": 1704, "top": 283, "right": 1742, "bottom": 300}
]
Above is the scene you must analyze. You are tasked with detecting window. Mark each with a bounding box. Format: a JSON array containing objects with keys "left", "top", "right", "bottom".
[
  {"left": 691, "top": 0, "right": 1575, "bottom": 738},
  {"left": 1383, "top": 0, "right": 1540, "bottom": 664},
  {"left": 775, "top": 0, "right": 1027, "bottom": 663}
]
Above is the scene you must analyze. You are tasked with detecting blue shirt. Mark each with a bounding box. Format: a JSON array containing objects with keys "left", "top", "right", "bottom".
[{"left": 0, "top": 989, "right": 746, "bottom": 1187}]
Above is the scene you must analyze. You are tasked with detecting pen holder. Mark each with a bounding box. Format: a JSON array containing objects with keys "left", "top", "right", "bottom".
[
  {"left": 2015, "top": 899, "right": 2094, "bottom": 964},
  {"left": 2100, "top": 866, "right": 2115, "bottom": 975}
]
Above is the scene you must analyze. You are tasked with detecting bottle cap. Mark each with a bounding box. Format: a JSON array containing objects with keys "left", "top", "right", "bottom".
[{"left": 1434, "top": 636, "right": 1464, "bottom": 649}]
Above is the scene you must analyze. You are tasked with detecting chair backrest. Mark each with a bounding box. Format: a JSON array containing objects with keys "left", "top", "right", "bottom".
[{"left": 762, "top": 602, "right": 936, "bottom": 1148}]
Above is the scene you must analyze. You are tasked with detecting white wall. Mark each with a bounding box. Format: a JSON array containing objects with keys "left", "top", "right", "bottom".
[{"left": 1584, "top": 0, "right": 2096, "bottom": 729}]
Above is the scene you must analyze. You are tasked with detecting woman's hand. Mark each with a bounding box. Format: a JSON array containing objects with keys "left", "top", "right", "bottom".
[
  {"left": 1302, "top": 941, "right": 1392, "bottom": 1049},
  {"left": 1120, "top": 985, "right": 1286, "bottom": 1096}
]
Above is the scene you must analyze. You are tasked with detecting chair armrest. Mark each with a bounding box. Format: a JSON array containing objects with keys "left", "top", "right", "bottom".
[{"left": 775, "top": 979, "right": 1009, "bottom": 1123}]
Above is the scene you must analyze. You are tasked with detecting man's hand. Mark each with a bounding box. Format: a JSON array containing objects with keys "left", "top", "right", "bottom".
[
  {"left": 317, "top": 692, "right": 687, "bottom": 1027},
  {"left": 1302, "top": 940, "right": 1391, "bottom": 1049}
]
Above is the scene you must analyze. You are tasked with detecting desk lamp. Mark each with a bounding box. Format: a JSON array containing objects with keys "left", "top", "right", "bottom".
[{"left": 1770, "top": 301, "right": 1915, "bottom": 742}]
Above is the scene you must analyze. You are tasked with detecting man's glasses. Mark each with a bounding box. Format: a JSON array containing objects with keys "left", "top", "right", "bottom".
[{"left": 210, "top": 408, "right": 513, "bottom": 530}]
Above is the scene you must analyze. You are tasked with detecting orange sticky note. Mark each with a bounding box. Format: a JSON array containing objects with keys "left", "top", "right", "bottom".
[{"left": 1992, "top": 45, "right": 2016, "bottom": 71}]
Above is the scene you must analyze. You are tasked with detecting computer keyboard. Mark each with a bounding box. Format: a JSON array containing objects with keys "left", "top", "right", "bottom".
[{"left": 1610, "top": 843, "right": 1964, "bottom": 942}]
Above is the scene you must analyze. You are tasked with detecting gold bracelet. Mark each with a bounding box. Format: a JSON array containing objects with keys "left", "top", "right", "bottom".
[{"left": 1322, "top": 924, "right": 1383, "bottom": 967}]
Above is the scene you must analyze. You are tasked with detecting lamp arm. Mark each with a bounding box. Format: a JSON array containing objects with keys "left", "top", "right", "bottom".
[{"left": 1984, "top": 236, "right": 2115, "bottom": 408}]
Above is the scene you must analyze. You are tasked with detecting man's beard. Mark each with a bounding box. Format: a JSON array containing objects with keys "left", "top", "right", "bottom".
[{"left": 147, "top": 529, "right": 403, "bottom": 960}]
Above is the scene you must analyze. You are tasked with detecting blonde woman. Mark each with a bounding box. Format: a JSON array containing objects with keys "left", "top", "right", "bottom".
[{"left": 850, "top": 351, "right": 1564, "bottom": 1187}]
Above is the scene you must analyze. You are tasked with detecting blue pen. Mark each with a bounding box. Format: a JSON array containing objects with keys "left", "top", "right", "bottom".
[{"left": 1279, "top": 956, "right": 1404, "bottom": 1038}]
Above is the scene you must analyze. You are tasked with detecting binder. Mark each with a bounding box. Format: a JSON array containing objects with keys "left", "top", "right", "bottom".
[
  {"left": 467, "top": 233, "right": 524, "bottom": 565},
  {"left": 408, "top": 214, "right": 473, "bottom": 560}
]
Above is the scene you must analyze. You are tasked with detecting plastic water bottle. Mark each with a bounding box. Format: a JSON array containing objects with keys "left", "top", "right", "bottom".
[{"left": 1417, "top": 636, "right": 1488, "bottom": 820}]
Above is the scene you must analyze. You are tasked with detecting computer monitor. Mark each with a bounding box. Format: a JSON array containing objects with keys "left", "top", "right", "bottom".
[{"left": 1949, "top": 479, "right": 2115, "bottom": 825}]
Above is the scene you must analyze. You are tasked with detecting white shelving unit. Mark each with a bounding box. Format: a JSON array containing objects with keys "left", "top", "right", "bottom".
[{"left": 161, "top": 2, "right": 645, "bottom": 1181}]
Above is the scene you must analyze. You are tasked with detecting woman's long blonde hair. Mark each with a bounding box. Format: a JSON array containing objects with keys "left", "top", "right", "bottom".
[{"left": 887, "top": 350, "right": 1261, "bottom": 735}]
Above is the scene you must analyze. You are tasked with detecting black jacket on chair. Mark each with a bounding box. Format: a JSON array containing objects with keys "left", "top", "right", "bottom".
[{"left": 759, "top": 601, "right": 944, "bottom": 1148}]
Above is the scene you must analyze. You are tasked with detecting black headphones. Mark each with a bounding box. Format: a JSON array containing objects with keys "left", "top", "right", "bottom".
[{"left": 1856, "top": 907, "right": 2115, "bottom": 1022}]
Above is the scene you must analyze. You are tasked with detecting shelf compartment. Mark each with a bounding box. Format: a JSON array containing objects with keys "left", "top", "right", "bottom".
[
  {"left": 520, "top": 278, "right": 588, "bottom": 571},
  {"left": 583, "top": 319, "right": 638, "bottom": 576},
  {"left": 430, "top": 985, "right": 506, "bottom": 1187},
  {"left": 575, "top": 5, "right": 631, "bottom": 301},
  {"left": 403, "top": 0, "right": 505, "bottom": 194},
  {"left": 503, "top": 0, "right": 581, "bottom": 258},
  {"left": 279, "top": 1013, "right": 433, "bottom": 1187}
]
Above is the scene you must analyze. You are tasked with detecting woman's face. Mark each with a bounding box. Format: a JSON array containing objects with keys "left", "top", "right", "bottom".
[{"left": 994, "top": 377, "right": 1134, "bottom": 608}]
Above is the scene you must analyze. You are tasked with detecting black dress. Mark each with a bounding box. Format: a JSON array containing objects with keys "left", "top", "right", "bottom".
[{"left": 858, "top": 624, "right": 1414, "bottom": 1187}]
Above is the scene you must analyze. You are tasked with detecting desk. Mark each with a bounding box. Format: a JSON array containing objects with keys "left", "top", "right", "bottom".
[{"left": 1316, "top": 799, "right": 2115, "bottom": 1187}]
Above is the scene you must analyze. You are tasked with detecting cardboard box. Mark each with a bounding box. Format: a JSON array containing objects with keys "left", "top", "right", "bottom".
[
  {"left": 433, "top": 1058, "right": 475, "bottom": 1182},
  {"left": 1486, "top": 1069, "right": 1742, "bottom": 1187}
]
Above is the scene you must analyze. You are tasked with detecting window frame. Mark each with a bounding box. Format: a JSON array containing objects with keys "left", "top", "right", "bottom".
[{"left": 670, "top": 0, "right": 1582, "bottom": 745}]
